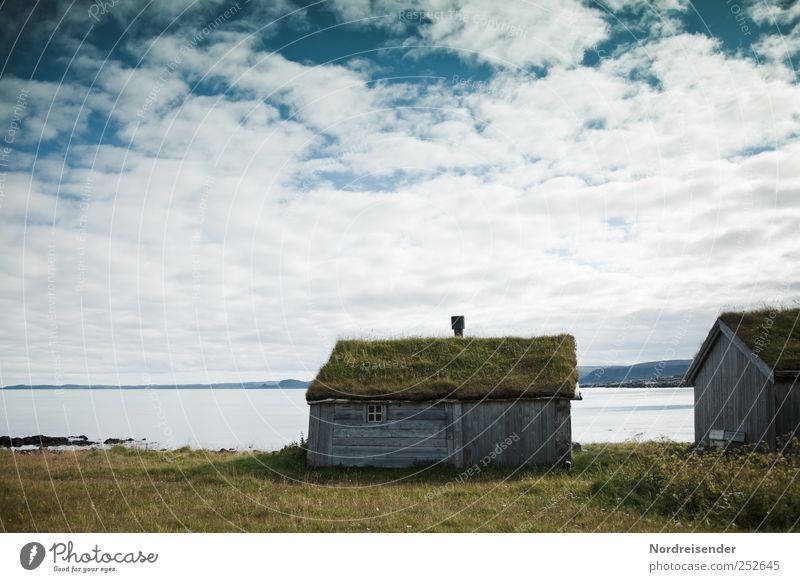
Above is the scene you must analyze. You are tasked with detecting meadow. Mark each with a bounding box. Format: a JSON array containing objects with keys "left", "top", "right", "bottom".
[{"left": 1, "top": 441, "right": 797, "bottom": 532}]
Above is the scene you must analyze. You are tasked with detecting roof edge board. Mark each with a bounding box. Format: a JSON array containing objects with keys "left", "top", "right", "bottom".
[
  {"left": 717, "top": 320, "right": 775, "bottom": 381},
  {"left": 684, "top": 322, "right": 721, "bottom": 384},
  {"left": 685, "top": 319, "right": 776, "bottom": 384}
]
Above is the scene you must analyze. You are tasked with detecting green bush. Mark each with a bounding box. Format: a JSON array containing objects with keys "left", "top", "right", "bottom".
[
  {"left": 276, "top": 434, "right": 307, "bottom": 463},
  {"left": 592, "top": 440, "right": 800, "bottom": 531}
]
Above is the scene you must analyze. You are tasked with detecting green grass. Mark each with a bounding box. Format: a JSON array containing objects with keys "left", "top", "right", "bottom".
[
  {"left": 307, "top": 335, "right": 578, "bottom": 402},
  {"left": 1, "top": 441, "right": 797, "bottom": 532},
  {"left": 720, "top": 307, "right": 800, "bottom": 370}
]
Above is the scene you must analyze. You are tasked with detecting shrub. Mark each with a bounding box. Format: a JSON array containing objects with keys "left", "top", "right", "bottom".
[
  {"left": 592, "top": 440, "right": 800, "bottom": 531},
  {"left": 277, "top": 434, "right": 307, "bottom": 462}
]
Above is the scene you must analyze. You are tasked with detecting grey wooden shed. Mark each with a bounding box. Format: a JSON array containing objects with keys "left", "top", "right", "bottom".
[
  {"left": 305, "top": 335, "right": 579, "bottom": 468},
  {"left": 685, "top": 308, "right": 800, "bottom": 450}
]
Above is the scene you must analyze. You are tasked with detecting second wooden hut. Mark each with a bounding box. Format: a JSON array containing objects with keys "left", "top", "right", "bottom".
[{"left": 685, "top": 308, "right": 800, "bottom": 449}]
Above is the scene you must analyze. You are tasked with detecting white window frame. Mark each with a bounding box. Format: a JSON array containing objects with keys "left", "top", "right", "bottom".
[{"left": 366, "top": 403, "right": 385, "bottom": 423}]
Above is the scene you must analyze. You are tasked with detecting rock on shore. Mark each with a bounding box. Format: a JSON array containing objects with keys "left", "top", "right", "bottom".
[{"left": 0, "top": 435, "right": 98, "bottom": 448}]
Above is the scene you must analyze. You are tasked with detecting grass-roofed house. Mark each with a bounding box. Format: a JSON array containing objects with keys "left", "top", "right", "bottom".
[
  {"left": 305, "top": 334, "right": 579, "bottom": 468},
  {"left": 685, "top": 308, "right": 800, "bottom": 450}
]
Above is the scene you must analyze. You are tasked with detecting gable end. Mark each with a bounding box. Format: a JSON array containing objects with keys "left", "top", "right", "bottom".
[{"left": 685, "top": 319, "right": 775, "bottom": 384}]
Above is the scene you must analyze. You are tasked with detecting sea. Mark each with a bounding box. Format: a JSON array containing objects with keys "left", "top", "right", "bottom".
[{"left": 0, "top": 387, "right": 694, "bottom": 451}]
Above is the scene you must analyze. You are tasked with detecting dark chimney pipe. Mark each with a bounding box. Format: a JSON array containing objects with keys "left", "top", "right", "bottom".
[{"left": 451, "top": 315, "right": 465, "bottom": 337}]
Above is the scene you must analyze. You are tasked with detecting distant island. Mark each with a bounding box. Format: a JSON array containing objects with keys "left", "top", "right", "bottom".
[
  {"left": 578, "top": 359, "right": 691, "bottom": 388},
  {"left": 2, "top": 361, "right": 693, "bottom": 390},
  {"left": 0, "top": 379, "right": 311, "bottom": 390}
]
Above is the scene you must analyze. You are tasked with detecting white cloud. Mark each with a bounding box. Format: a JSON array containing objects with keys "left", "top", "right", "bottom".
[
  {"left": 1, "top": 4, "right": 799, "bottom": 384},
  {"left": 749, "top": 2, "right": 800, "bottom": 27},
  {"left": 328, "top": 0, "right": 610, "bottom": 69},
  {"left": 0, "top": 77, "right": 104, "bottom": 145},
  {"left": 749, "top": 0, "right": 800, "bottom": 63}
]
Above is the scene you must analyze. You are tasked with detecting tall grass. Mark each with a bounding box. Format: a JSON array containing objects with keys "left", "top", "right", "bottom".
[
  {"left": 591, "top": 440, "right": 800, "bottom": 530},
  {"left": 1, "top": 441, "right": 797, "bottom": 532}
]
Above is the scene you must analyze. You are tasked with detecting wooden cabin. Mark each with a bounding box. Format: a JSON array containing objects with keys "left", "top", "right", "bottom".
[
  {"left": 685, "top": 308, "right": 800, "bottom": 450},
  {"left": 305, "top": 334, "right": 579, "bottom": 468}
]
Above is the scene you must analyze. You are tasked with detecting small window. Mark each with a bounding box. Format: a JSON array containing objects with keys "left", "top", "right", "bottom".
[{"left": 366, "top": 404, "right": 384, "bottom": 423}]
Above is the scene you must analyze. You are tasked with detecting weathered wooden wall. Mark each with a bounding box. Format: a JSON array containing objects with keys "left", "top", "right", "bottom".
[
  {"left": 307, "top": 401, "right": 449, "bottom": 468},
  {"left": 460, "top": 400, "right": 572, "bottom": 467},
  {"left": 774, "top": 380, "right": 800, "bottom": 440},
  {"left": 306, "top": 402, "right": 334, "bottom": 466},
  {"left": 693, "top": 332, "right": 775, "bottom": 448},
  {"left": 307, "top": 399, "right": 572, "bottom": 468}
]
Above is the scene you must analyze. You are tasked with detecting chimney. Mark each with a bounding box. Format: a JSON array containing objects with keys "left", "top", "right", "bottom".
[{"left": 451, "top": 315, "right": 465, "bottom": 337}]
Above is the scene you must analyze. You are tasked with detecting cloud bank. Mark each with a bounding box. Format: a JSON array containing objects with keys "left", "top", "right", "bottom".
[{"left": 0, "top": 0, "right": 798, "bottom": 385}]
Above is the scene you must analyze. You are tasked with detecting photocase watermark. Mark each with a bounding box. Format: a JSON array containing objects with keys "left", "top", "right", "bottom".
[
  {"left": 581, "top": 317, "right": 634, "bottom": 385},
  {"left": 3, "top": 88, "right": 28, "bottom": 145},
  {"left": 452, "top": 74, "right": 515, "bottom": 102},
  {"left": 425, "top": 432, "right": 520, "bottom": 501},
  {"left": 137, "top": 1, "right": 248, "bottom": 119},
  {"left": 132, "top": 368, "right": 180, "bottom": 457},
  {"left": 87, "top": 0, "right": 124, "bottom": 22},
  {"left": 398, "top": 9, "right": 528, "bottom": 39},
  {"left": 145, "top": 383, "right": 179, "bottom": 458},
  {"left": 74, "top": 173, "right": 93, "bottom": 294},
  {"left": 20, "top": 542, "right": 46, "bottom": 570},
  {"left": 47, "top": 243, "right": 65, "bottom": 387},
  {"left": 651, "top": 313, "right": 692, "bottom": 384},
  {"left": 750, "top": 310, "right": 777, "bottom": 355},
  {"left": 21, "top": 540, "right": 158, "bottom": 573},
  {"left": 0, "top": 87, "right": 29, "bottom": 211},
  {"left": 725, "top": 0, "right": 752, "bottom": 37},
  {"left": 190, "top": 174, "right": 216, "bottom": 299},
  {"left": 516, "top": 487, "right": 578, "bottom": 532},
  {"left": 584, "top": 40, "right": 609, "bottom": 63},
  {"left": 293, "top": 137, "right": 372, "bottom": 197},
  {"left": 334, "top": 351, "right": 409, "bottom": 370},
  {"left": 726, "top": 283, "right": 792, "bottom": 362}
]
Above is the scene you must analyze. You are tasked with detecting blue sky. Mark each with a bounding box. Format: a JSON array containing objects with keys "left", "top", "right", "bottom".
[{"left": 0, "top": 0, "right": 799, "bottom": 385}]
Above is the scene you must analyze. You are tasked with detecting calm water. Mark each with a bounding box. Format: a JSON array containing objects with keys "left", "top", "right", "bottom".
[
  {"left": 573, "top": 387, "right": 693, "bottom": 443},
  {"left": 0, "top": 387, "right": 693, "bottom": 450}
]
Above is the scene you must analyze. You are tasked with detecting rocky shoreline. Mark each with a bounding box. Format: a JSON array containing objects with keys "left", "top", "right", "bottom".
[{"left": 0, "top": 435, "right": 143, "bottom": 448}]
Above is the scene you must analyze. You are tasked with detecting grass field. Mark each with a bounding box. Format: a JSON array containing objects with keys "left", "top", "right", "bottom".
[{"left": 1, "top": 441, "right": 798, "bottom": 532}]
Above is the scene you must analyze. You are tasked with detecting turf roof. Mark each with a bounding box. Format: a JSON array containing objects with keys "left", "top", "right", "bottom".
[
  {"left": 719, "top": 308, "right": 800, "bottom": 371},
  {"left": 306, "top": 334, "right": 578, "bottom": 402}
]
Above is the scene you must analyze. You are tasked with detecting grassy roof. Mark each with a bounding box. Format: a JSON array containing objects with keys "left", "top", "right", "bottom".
[
  {"left": 719, "top": 308, "right": 800, "bottom": 371},
  {"left": 306, "top": 334, "right": 578, "bottom": 402}
]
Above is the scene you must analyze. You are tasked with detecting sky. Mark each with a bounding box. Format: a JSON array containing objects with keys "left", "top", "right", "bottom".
[{"left": 0, "top": 0, "right": 798, "bottom": 386}]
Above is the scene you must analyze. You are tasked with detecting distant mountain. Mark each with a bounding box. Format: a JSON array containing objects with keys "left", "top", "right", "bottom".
[
  {"left": 5, "top": 362, "right": 691, "bottom": 391},
  {"left": 277, "top": 379, "right": 311, "bottom": 389},
  {"left": 578, "top": 359, "right": 692, "bottom": 387},
  {"left": 1, "top": 380, "right": 311, "bottom": 390},
  {"left": 576, "top": 366, "right": 603, "bottom": 377}
]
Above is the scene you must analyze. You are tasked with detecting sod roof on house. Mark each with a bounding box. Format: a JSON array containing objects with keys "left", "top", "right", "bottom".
[
  {"left": 306, "top": 334, "right": 578, "bottom": 402},
  {"left": 719, "top": 308, "right": 800, "bottom": 371}
]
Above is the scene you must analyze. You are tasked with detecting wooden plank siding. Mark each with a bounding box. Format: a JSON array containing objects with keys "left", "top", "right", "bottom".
[
  {"left": 307, "top": 399, "right": 573, "bottom": 468},
  {"left": 460, "top": 400, "right": 571, "bottom": 467},
  {"left": 774, "top": 380, "right": 800, "bottom": 441},
  {"left": 446, "top": 402, "right": 464, "bottom": 467},
  {"left": 327, "top": 401, "right": 450, "bottom": 468},
  {"left": 306, "top": 402, "right": 334, "bottom": 467},
  {"left": 693, "top": 331, "right": 775, "bottom": 448}
]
